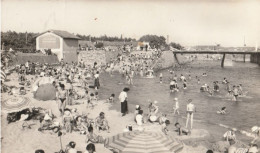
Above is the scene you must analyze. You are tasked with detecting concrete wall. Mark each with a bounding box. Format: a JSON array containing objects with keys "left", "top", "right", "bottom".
[
  {"left": 250, "top": 53, "right": 260, "bottom": 65},
  {"left": 78, "top": 50, "right": 120, "bottom": 67},
  {"left": 63, "top": 39, "right": 78, "bottom": 63},
  {"left": 78, "top": 51, "right": 106, "bottom": 67},
  {"left": 11, "top": 53, "right": 59, "bottom": 65}
]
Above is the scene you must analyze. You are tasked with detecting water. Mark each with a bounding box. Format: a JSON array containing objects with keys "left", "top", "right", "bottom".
[{"left": 98, "top": 60, "right": 260, "bottom": 143}]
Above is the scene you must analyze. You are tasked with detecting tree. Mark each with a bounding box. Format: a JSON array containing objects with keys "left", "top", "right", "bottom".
[
  {"left": 139, "top": 35, "right": 166, "bottom": 49},
  {"left": 95, "top": 42, "right": 104, "bottom": 48},
  {"left": 169, "top": 42, "right": 183, "bottom": 50}
]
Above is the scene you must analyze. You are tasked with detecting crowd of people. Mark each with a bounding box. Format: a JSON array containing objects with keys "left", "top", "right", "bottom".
[{"left": 1, "top": 50, "right": 259, "bottom": 153}]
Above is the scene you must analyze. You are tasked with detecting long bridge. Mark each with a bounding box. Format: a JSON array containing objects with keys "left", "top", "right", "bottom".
[{"left": 172, "top": 50, "right": 260, "bottom": 67}]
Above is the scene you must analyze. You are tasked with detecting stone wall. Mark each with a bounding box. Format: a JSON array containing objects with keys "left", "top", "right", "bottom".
[{"left": 153, "top": 51, "right": 187, "bottom": 70}]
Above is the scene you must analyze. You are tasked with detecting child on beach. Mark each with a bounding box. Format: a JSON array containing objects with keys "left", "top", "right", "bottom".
[
  {"left": 175, "top": 122, "right": 190, "bottom": 136},
  {"left": 63, "top": 111, "right": 73, "bottom": 133},
  {"left": 223, "top": 129, "right": 236, "bottom": 142},
  {"left": 95, "top": 112, "right": 110, "bottom": 133},
  {"left": 162, "top": 120, "right": 170, "bottom": 135},
  {"left": 65, "top": 141, "right": 77, "bottom": 153},
  {"left": 106, "top": 94, "right": 115, "bottom": 103},
  {"left": 94, "top": 92, "right": 99, "bottom": 101},
  {"left": 173, "top": 98, "right": 180, "bottom": 115},
  {"left": 85, "top": 91, "right": 93, "bottom": 109},
  {"left": 136, "top": 110, "right": 144, "bottom": 126},
  {"left": 86, "top": 126, "right": 105, "bottom": 144},
  {"left": 85, "top": 143, "right": 96, "bottom": 153}
]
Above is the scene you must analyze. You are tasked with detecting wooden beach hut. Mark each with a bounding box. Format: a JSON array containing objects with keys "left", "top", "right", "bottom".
[{"left": 36, "top": 30, "right": 80, "bottom": 63}]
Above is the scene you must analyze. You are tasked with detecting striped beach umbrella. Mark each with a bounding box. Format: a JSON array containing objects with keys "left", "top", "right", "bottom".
[
  {"left": 1, "top": 69, "right": 6, "bottom": 82},
  {"left": 105, "top": 131, "right": 184, "bottom": 153},
  {"left": 2, "top": 97, "right": 31, "bottom": 113}
]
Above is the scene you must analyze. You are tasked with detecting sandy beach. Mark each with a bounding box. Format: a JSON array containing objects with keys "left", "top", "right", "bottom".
[{"left": 1, "top": 71, "right": 214, "bottom": 153}]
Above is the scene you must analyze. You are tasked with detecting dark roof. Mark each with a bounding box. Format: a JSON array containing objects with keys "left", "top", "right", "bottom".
[{"left": 37, "top": 30, "right": 81, "bottom": 39}]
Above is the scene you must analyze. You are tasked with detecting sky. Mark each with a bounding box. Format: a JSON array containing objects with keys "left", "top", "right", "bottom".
[{"left": 1, "top": 0, "right": 260, "bottom": 47}]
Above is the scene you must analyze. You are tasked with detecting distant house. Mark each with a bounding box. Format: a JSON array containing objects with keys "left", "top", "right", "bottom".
[
  {"left": 137, "top": 41, "right": 151, "bottom": 51},
  {"left": 36, "top": 30, "right": 81, "bottom": 62}
]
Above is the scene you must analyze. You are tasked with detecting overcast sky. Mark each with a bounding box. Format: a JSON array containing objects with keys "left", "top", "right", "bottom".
[{"left": 1, "top": 0, "right": 260, "bottom": 47}]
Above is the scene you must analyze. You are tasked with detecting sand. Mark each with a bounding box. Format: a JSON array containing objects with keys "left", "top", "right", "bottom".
[
  {"left": 1, "top": 92, "right": 210, "bottom": 153},
  {"left": 1, "top": 71, "right": 216, "bottom": 153}
]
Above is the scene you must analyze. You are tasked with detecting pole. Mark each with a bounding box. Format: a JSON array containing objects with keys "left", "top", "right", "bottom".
[
  {"left": 60, "top": 136, "right": 63, "bottom": 151},
  {"left": 221, "top": 53, "right": 226, "bottom": 68},
  {"left": 26, "top": 31, "right": 28, "bottom": 45}
]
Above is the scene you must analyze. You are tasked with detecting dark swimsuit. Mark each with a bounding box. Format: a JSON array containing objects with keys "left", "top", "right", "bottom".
[{"left": 60, "top": 98, "right": 66, "bottom": 103}]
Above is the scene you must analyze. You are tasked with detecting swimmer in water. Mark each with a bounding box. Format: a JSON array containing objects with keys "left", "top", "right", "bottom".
[
  {"left": 233, "top": 86, "right": 239, "bottom": 101},
  {"left": 188, "top": 74, "right": 191, "bottom": 80},
  {"left": 217, "top": 107, "right": 227, "bottom": 115},
  {"left": 159, "top": 73, "right": 163, "bottom": 83},
  {"left": 238, "top": 84, "right": 243, "bottom": 95},
  {"left": 183, "top": 80, "right": 187, "bottom": 89},
  {"left": 222, "top": 77, "right": 228, "bottom": 84}
]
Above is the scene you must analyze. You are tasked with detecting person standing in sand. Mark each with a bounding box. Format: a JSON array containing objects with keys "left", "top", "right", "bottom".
[
  {"left": 186, "top": 99, "right": 196, "bottom": 130},
  {"left": 57, "top": 84, "right": 68, "bottom": 116},
  {"left": 173, "top": 98, "right": 180, "bottom": 115},
  {"left": 119, "top": 87, "right": 129, "bottom": 116}
]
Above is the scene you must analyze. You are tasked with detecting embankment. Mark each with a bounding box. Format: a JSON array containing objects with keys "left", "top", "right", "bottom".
[{"left": 11, "top": 53, "right": 59, "bottom": 65}]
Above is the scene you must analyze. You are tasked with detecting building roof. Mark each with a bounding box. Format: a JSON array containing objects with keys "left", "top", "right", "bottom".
[{"left": 37, "top": 30, "right": 81, "bottom": 39}]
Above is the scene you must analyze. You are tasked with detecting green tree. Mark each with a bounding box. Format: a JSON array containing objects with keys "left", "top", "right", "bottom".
[
  {"left": 169, "top": 42, "right": 183, "bottom": 50},
  {"left": 95, "top": 42, "right": 104, "bottom": 48},
  {"left": 139, "top": 35, "right": 166, "bottom": 49}
]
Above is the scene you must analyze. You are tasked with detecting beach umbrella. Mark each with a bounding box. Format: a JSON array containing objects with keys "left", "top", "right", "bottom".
[
  {"left": 2, "top": 97, "right": 31, "bottom": 113},
  {"left": 105, "top": 131, "right": 184, "bottom": 153},
  {"left": 34, "top": 83, "right": 56, "bottom": 101},
  {"left": 1, "top": 69, "right": 6, "bottom": 82}
]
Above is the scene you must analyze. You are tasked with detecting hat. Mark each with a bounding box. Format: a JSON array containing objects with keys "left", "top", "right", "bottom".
[
  {"left": 64, "top": 111, "right": 71, "bottom": 116},
  {"left": 136, "top": 105, "right": 140, "bottom": 109},
  {"left": 44, "top": 114, "right": 52, "bottom": 121},
  {"left": 174, "top": 98, "right": 178, "bottom": 101},
  {"left": 251, "top": 126, "right": 259, "bottom": 132},
  {"left": 150, "top": 116, "right": 157, "bottom": 122}
]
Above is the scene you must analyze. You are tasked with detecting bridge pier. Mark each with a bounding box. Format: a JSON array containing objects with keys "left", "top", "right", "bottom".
[
  {"left": 174, "top": 53, "right": 180, "bottom": 65},
  {"left": 243, "top": 54, "right": 246, "bottom": 62},
  {"left": 221, "top": 53, "right": 226, "bottom": 67}
]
